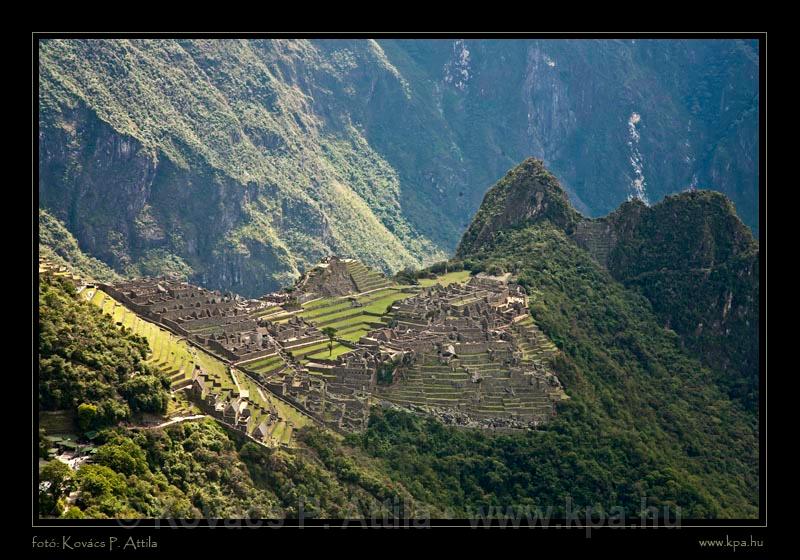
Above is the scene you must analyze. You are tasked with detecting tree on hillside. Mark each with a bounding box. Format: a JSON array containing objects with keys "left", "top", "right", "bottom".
[
  {"left": 39, "top": 460, "right": 74, "bottom": 516},
  {"left": 321, "top": 327, "right": 338, "bottom": 356}
]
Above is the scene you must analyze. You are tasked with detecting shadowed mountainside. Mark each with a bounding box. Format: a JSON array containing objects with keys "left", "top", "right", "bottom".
[{"left": 38, "top": 39, "right": 759, "bottom": 296}]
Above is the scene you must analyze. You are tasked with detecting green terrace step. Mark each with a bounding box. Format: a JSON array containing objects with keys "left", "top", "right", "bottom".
[
  {"left": 289, "top": 340, "right": 337, "bottom": 357},
  {"left": 380, "top": 395, "right": 429, "bottom": 406},
  {"left": 338, "top": 323, "right": 374, "bottom": 334},
  {"left": 475, "top": 404, "right": 507, "bottom": 411},
  {"left": 345, "top": 264, "right": 392, "bottom": 293},
  {"left": 338, "top": 329, "right": 371, "bottom": 343},
  {"left": 305, "top": 343, "right": 354, "bottom": 361},
  {"left": 424, "top": 397, "right": 462, "bottom": 404},
  {"left": 241, "top": 354, "right": 284, "bottom": 370},
  {"left": 270, "top": 421, "right": 286, "bottom": 442},
  {"left": 306, "top": 308, "right": 365, "bottom": 327},
  {"left": 301, "top": 300, "right": 355, "bottom": 319},
  {"left": 254, "top": 306, "right": 285, "bottom": 318},
  {"left": 245, "top": 357, "right": 287, "bottom": 375},
  {"left": 283, "top": 337, "right": 328, "bottom": 351},
  {"left": 424, "top": 391, "right": 465, "bottom": 399}
]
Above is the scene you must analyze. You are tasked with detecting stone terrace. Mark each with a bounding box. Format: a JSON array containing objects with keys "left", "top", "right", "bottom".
[
  {"left": 371, "top": 275, "right": 565, "bottom": 428},
  {"left": 85, "top": 286, "right": 311, "bottom": 447},
  {"left": 97, "top": 260, "right": 567, "bottom": 433}
]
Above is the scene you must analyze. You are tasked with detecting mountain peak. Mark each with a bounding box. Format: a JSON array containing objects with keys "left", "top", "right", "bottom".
[{"left": 456, "top": 158, "right": 581, "bottom": 257}]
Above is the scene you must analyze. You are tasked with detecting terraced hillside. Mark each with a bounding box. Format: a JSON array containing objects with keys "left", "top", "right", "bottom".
[
  {"left": 296, "top": 286, "right": 415, "bottom": 362},
  {"left": 343, "top": 259, "right": 393, "bottom": 293},
  {"left": 76, "top": 256, "right": 567, "bottom": 434},
  {"left": 512, "top": 315, "right": 559, "bottom": 364},
  {"left": 84, "top": 288, "right": 312, "bottom": 447},
  {"left": 258, "top": 263, "right": 566, "bottom": 429},
  {"left": 291, "top": 256, "right": 394, "bottom": 299},
  {"left": 378, "top": 320, "right": 565, "bottom": 426},
  {"left": 383, "top": 348, "right": 559, "bottom": 422}
]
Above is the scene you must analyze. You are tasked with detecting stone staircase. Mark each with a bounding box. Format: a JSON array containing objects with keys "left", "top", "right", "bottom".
[{"left": 345, "top": 260, "right": 392, "bottom": 293}]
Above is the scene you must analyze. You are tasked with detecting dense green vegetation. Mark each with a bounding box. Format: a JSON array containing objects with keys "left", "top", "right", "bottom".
[
  {"left": 436, "top": 222, "right": 756, "bottom": 517},
  {"left": 38, "top": 274, "right": 438, "bottom": 520},
  {"left": 39, "top": 209, "right": 121, "bottom": 282},
  {"left": 345, "top": 163, "right": 757, "bottom": 519},
  {"left": 39, "top": 420, "right": 438, "bottom": 519},
  {"left": 459, "top": 156, "right": 760, "bottom": 414},
  {"left": 38, "top": 226, "right": 759, "bottom": 519},
  {"left": 38, "top": 276, "right": 171, "bottom": 430},
  {"left": 606, "top": 191, "right": 760, "bottom": 410}
]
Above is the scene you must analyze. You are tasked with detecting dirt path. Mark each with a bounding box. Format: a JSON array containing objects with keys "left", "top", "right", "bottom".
[{"left": 145, "top": 414, "right": 207, "bottom": 430}]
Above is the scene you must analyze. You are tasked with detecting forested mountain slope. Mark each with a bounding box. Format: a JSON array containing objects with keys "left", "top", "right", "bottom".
[
  {"left": 38, "top": 39, "right": 759, "bottom": 296},
  {"left": 448, "top": 159, "right": 759, "bottom": 517},
  {"left": 37, "top": 155, "right": 760, "bottom": 518}
]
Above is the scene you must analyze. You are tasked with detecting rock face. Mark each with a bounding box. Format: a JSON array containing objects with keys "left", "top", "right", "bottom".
[
  {"left": 457, "top": 158, "right": 760, "bottom": 410},
  {"left": 457, "top": 158, "right": 581, "bottom": 256},
  {"left": 38, "top": 39, "right": 447, "bottom": 297},
  {"left": 377, "top": 38, "right": 760, "bottom": 231},
  {"left": 38, "top": 39, "right": 759, "bottom": 296},
  {"left": 39, "top": 209, "right": 121, "bottom": 282}
]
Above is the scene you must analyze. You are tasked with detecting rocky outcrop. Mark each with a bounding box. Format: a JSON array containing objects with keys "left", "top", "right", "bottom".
[
  {"left": 292, "top": 257, "right": 358, "bottom": 298},
  {"left": 457, "top": 158, "right": 581, "bottom": 257}
]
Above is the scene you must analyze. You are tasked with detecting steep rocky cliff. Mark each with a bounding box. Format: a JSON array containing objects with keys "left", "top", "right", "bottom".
[
  {"left": 379, "top": 38, "right": 760, "bottom": 229},
  {"left": 38, "top": 39, "right": 448, "bottom": 297},
  {"left": 38, "top": 39, "right": 759, "bottom": 297}
]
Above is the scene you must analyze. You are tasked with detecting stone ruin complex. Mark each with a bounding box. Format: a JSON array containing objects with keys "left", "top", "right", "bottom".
[
  {"left": 98, "top": 258, "right": 566, "bottom": 433},
  {"left": 188, "top": 365, "right": 285, "bottom": 444}
]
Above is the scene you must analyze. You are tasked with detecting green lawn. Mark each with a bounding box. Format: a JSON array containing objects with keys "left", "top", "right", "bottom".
[
  {"left": 305, "top": 343, "right": 354, "bottom": 361},
  {"left": 360, "top": 292, "right": 410, "bottom": 314},
  {"left": 338, "top": 326, "right": 372, "bottom": 342},
  {"left": 301, "top": 296, "right": 341, "bottom": 310},
  {"left": 417, "top": 270, "right": 472, "bottom": 287},
  {"left": 289, "top": 340, "right": 335, "bottom": 357},
  {"left": 239, "top": 354, "right": 283, "bottom": 371}
]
